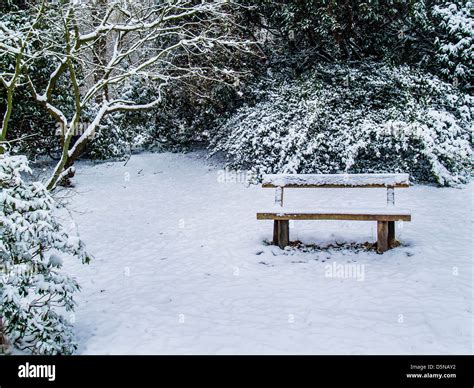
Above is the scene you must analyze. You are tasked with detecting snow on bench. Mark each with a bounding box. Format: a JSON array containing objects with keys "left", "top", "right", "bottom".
[
  {"left": 257, "top": 173, "right": 412, "bottom": 253},
  {"left": 262, "top": 173, "right": 410, "bottom": 188}
]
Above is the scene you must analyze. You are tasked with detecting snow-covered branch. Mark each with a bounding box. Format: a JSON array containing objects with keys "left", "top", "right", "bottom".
[{"left": 14, "top": 0, "right": 253, "bottom": 189}]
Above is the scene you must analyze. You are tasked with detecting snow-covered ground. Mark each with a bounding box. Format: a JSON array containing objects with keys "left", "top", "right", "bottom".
[{"left": 62, "top": 152, "right": 473, "bottom": 354}]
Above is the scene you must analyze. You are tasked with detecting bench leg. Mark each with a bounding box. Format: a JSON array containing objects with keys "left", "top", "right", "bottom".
[
  {"left": 277, "top": 220, "right": 289, "bottom": 249},
  {"left": 388, "top": 221, "right": 396, "bottom": 248},
  {"left": 273, "top": 220, "right": 279, "bottom": 245},
  {"left": 377, "top": 221, "right": 389, "bottom": 254}
]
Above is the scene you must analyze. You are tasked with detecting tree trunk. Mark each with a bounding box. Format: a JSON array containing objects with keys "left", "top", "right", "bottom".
[
  {"left": 92, "top": 0, "right": 108, "bottom": 103},
  {"left": 59, "top": 0, "right": 108, "bottom": 174},
  {"left": 0, "top": 317, "right": 8, "bottom": 354}
]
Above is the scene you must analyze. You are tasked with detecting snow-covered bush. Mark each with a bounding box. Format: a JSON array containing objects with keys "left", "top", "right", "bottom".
[
  {"left": 0, "top": 154, "right": 90, "bottom": 354},
  {"left": 210, "top": 63, "right": 472, "bottom": 186},
  {"left": 433, "top": 1, "right": 473, "bottom": 89}
]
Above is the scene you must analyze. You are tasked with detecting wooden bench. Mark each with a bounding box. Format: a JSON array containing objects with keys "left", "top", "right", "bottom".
[{"left": 256, "top": 173, "right": 411, "bottom": 253}]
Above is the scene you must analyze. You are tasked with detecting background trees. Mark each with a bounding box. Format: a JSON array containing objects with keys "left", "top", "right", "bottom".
[
  {"left": 239, "top": 0, "right": 472, "bottom": 88},
  {"left": 1, "top": 1, "right": 470, "bottom": 185},
  {"left": 210, "top": 0, "right": 472, "bottom": 185}
]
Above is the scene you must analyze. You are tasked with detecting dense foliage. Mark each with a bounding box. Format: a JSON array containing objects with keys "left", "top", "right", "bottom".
[
  {"left": 433, "top": 1, "right": 473, "bottom": 87},
  {"left": 240, "top": 0, "right": 473, "bottom": 89},
  {"left": 211, "top": 62, "right": 472, "bottom": 186},
  {"left": 2, "top": 1, "right": 472, "bottom": 168}
]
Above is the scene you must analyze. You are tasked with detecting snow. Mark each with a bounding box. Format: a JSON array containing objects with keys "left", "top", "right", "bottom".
[
  {"left": 64, "top": 152, "right": 472, "bottom": 355},
  {"left": 49, "top": 254, "right": 63, "bottom": 268},
  {"left": 263, "top": 173, "right": 410, "bottom": 187}
]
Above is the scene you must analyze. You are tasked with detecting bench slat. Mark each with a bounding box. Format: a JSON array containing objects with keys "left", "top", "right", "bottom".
[
  {"left": 257, "top": 213, "right": 411, "bottom": 221},
  {"left": 262, "top": 173, "right": 410, "bottom": 188},
  {"left": 257, "top": 207, "right": 411, "bottom": 222}
]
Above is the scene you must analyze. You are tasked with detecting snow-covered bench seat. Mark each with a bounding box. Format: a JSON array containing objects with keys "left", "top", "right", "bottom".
[{"left": 256, "top": 173, "right": 411, "bottom": 253}]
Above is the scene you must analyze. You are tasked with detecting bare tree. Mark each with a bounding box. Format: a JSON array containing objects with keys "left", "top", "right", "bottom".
[{"left": 1, "top": 0, "right": 252, "bottom": 189}]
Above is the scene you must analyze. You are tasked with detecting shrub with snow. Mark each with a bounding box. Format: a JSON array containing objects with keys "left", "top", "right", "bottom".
[
  {"left": 210, "top": 62, "right": 472, "bottom": 186},
  {"left": 433, "top": 1, "right": 473, "bottom": 89},
  {"left": 0, "top": 154, "right": 90, "bottom": 354}
]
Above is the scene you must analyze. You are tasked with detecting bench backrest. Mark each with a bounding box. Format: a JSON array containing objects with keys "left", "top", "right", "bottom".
[
  {"left": 262, "top": 173, "right": 410, "bottom": 207},
  {"left": 262, "top": 173, "right": 410, "bottom": 188}
]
